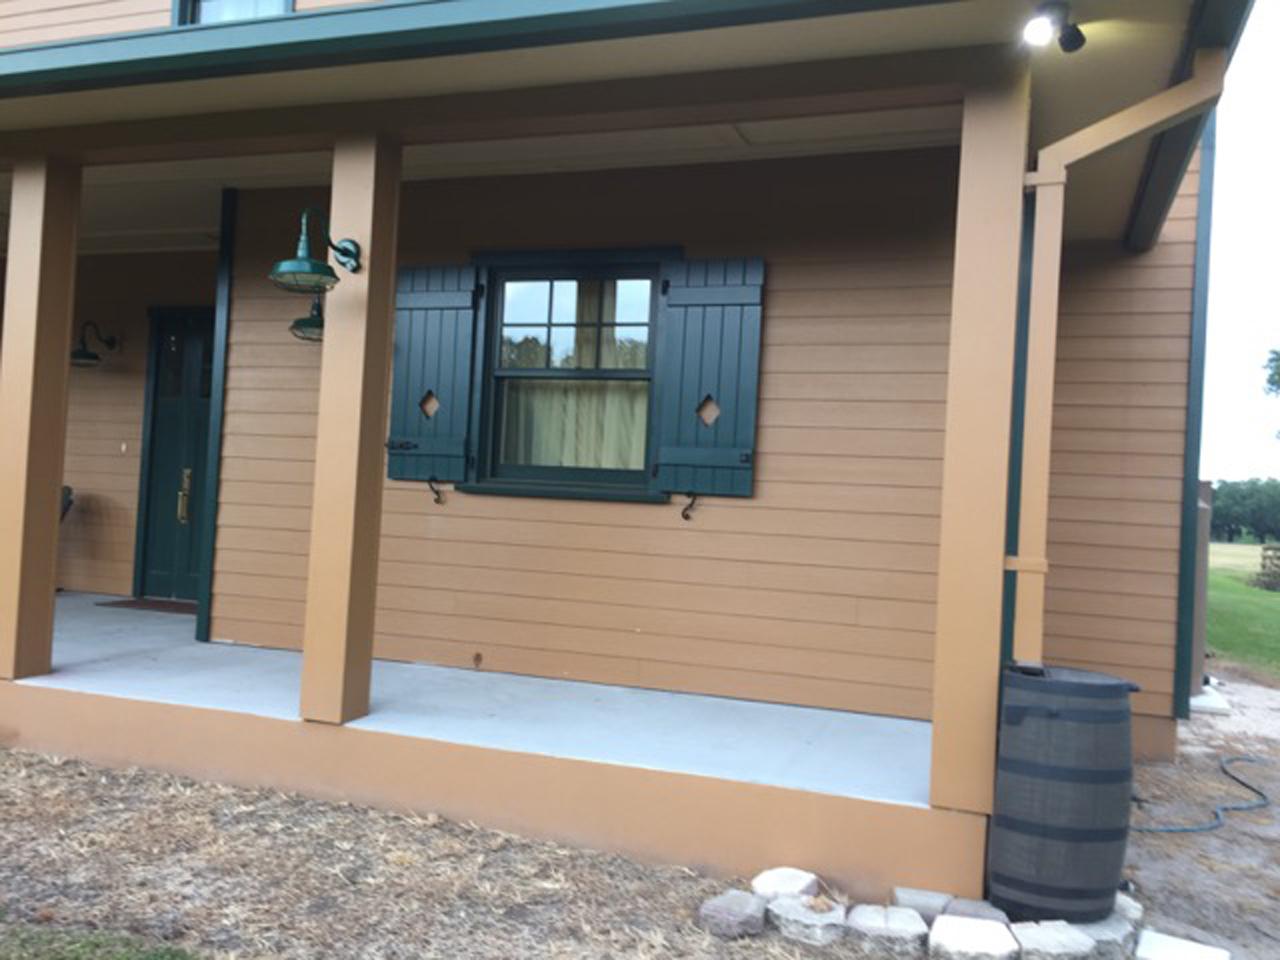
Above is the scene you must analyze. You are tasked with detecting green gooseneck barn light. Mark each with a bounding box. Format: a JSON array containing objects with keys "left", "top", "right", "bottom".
[
  {"left": 268, "top": 207, "right": 362, "bottom": 295},
  {"left": 289, "top": 296, "right": 326, "bottom": 342},
  {"left": 70, "top": 321, "right": 119, "bottom": 368}
]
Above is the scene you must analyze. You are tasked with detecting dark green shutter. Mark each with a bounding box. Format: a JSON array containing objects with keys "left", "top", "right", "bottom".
[
  {"left": 650, "top": 258, "right": 764, "bottom": 498},
  {"left": 387, "top": 265, "right": 479, "bottom": 483}
]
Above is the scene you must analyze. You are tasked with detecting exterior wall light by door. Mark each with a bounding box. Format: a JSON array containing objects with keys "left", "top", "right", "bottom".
[
  {"left": 268, "top": 207, "right": 362, "bottom": 294},
  {"left": 1023, "top": 2, "right": 1086, "bottom": 52},
  {"left": 69, "top": 321, "right": 119, "bottom": 368},
  {"left": 289, "top": 296, "right": 325, "bottom": 342}
]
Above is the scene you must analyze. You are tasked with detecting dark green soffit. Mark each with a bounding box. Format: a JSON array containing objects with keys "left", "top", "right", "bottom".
[
  {"left": 0, "top": 0, "right": 947, "bottom": 99},
  {"left": 1125, "top": 0, "right": 1254, "bottom": 252}
]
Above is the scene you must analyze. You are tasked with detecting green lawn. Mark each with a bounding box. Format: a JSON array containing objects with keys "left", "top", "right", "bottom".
[
  {"left": 0, "top": 929, "right": 197, "bottom": 960},
  {"left": 1207, "top": 542, "right": 1280, "bottom": 674}
]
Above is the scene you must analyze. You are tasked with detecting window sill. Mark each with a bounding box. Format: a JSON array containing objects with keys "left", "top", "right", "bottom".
[{"left": 455, "top": 480, "right": 670, "bottom": 504}]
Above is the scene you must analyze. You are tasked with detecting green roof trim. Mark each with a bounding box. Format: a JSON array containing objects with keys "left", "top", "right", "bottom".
[
  {"left": 0, "top": 0, "right": 943, "bottom": 99},
  {"left": 1172, "top": 110, "right": 1216, "bottom": 720},
  {"left": 1124, "top": 0, "right": 1253, "bottom": 252}
]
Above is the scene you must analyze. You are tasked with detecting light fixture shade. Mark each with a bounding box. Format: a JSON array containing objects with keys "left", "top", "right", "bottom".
[
  {"left": 70, "top": 344, "right": 102, "bottom": 367},
  {"left": 269, "top": 256, "right": 340, "bottom": 294},
  {"left": 289, "top": 298, "right": 325, "bottom": 342},
  {"left": 1058, "top": 22, "right": 1086, "bottom": 52}
]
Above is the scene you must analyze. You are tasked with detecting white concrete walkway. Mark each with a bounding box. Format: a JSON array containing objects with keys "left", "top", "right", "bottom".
[{"left": 24, "top": 592, "right": 932, "bottom": 806}]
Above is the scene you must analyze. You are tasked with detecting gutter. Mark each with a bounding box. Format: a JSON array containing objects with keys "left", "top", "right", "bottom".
[{"left": 0, "top": 0, "right": 943, "bottom": 99}]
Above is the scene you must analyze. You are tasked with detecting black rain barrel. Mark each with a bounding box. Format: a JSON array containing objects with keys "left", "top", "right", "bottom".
[{"left": 987, "top": 663, "right": 1138, "bottom": 923}]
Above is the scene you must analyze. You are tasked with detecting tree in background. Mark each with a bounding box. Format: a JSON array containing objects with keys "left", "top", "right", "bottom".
[
  {"left": 1212, "top": 478, "right": 1280, "bottom": 542},
  {"left": 1267, "top": 349, "right": 1279, "bottom": 396}
]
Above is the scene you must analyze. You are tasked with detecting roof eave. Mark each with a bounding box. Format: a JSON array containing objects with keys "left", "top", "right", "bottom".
[{"left": 1123, "top": 0, "right": 1254, "bottom": 252}]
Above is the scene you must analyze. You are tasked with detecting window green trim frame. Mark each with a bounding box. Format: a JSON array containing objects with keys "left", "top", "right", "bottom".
[
  {"left": 172, "top": 0, "right": 296, "bottom": 27},
  {"left": 195, "top": 188, "right": 237, "bottom": 643},
  {"left": 1172, "top": 111, "right": 1217, "bottom": 718},
  {"left": 473, "top": 259, "right": 660, "bottom": 499},
  {"left": 131, "top": 310, "right": 162, "bottom": 600},
  {"left": 0, "top": 0, "right": 941, "bottom": 99}
]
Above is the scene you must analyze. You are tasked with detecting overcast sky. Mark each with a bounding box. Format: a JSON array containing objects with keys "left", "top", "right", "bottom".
[{"left": 1200, "top": 0, "right": 1280, "bottom": 481}]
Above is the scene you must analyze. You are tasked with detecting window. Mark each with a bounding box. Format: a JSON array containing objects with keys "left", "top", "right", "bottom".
[
  {"left": 386, "top": 256, "right": 765, "bottom": 503},
  {"left": 183, "top": 0, "right": 289, "bottom": 24},
  {"left": 490, "top": 270, "right": 655, "bottom": 485}
]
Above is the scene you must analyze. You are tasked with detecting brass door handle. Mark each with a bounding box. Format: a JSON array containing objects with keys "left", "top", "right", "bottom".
[{"left": 177, "top": 467, "right": 192, "bottom": 525}]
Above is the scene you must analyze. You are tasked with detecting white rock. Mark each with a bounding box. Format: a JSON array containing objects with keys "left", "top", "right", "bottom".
[
  {"left": 698, "top": 889, "right": 767, "bottom": 938},
  {"left": 1073, "top": 908, "right": 1139, "bottom": 960},
  {"left": 1136, "top": 930, "right": 1231, "bottom": 960},
  {"left": 766, "top": 894, "right": 846, "bottom": 946},
  {"left": 847, "top": 904, "right": 928, "bottom": 959},
  {"left": 1115, "top": 891, "right": 1145, "bottom": 925},
  {"left": 944, "top": 898, "right": 1011, "bottom": 924},
  {"left": 929, "top": 915, "right": 1019, "bottom": 960},
  {"left": 894, "top": 887, "right": 954, "bottom": 925},
  {"left": 1011, "top": 920, "right": 1097, "bottom": 959},
  {"left": 751, "top": 866, "right": 820, "bottom": 900}
]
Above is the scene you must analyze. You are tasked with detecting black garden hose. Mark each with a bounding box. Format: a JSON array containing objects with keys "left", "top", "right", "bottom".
[{"left": 1132, "top": 755, "right": 1270, "bottom": 834}]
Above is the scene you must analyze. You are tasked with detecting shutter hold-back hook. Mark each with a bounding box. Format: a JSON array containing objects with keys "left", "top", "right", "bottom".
[
  {"left": 681, "top": 492, "right": 698, "bottom": 521},
  {"left": 427, "top": 476, "right": 444, "bottom": 506}
]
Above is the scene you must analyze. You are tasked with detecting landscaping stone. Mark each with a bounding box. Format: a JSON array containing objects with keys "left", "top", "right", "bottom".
[
  {"left": 1136, "top": 929, "right": 1231, "bottom": 960},
  {"left": 1072, "top": 908, "right": 1139, "bottom": 960},
  {"left": 697, "top": 889, "right": 767, "bottom": 939},
  {"left": 751, "top": 866, "right": 820, "bottom": 900},
  {"left": 1115, "top": 892, "right": 1145, "bottom": 926},
  {"left": 1010, "top": 920, "right": 1097, "bottom": 959},
  {"left": 847, "top": 904, "right": 928, "bottom": 959},
  {"left": 944, "top": 898, "right": 1011, "bottom": 924},
  {"left": 928, "top": 915, "right": 1019, "bottom": 960},
  {"left": 766, "top": 894, "right": 846, "bottom": 946},
  {"left": 894, "top": 887, "right": 954, "bottom": 925}
]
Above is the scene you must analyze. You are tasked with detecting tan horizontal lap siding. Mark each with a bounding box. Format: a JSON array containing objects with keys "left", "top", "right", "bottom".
[
  {"left": 0, "top": 0, "right": 168, "bottom": 48},
  {"left": 1044, "top": 157, "right": 1200, "bottom": 719},
  {"left": 210, "top": 151, "right": 956, "bottom": 719}
]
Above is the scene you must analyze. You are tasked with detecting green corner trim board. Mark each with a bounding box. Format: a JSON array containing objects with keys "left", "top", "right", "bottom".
[
  {"left": 1173, "top": 110, "right": 1216, "bottom": 719},
  {"left": 0, "top": 0, "right": 939, "bottom": 98}
]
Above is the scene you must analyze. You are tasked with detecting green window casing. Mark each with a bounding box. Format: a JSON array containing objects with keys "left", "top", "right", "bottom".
[
  {"left": 648, "top": 258, "right": 764, "bottom": 498},
  {"left": 386, "top": 256, "right": 765, "bottom": 500},
  {"left": 386, "top": 265, "right": 480, "bottom": 483}
]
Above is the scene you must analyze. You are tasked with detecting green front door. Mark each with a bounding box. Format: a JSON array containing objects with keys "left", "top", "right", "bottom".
[{"left": 141, "top": 310, "right": 214, "bottom": 601}]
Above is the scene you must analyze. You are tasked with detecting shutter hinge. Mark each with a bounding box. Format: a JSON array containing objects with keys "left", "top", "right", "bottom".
[
  {"left": 473, "top": 283, "right": 486, "bottom": 309},
  {"left": 386, "top": 440, "right": 419, "bottom": 451},
  {"left": 740, "top": 452, "right": 753, "bottom": 465},
  {"left": 660, "top": 278, "right": 670, "bottom": 295}
]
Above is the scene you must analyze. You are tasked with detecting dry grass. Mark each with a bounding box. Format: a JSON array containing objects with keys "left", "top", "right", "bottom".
[{"left": 0, "top": 750, "right": 850, "bottom": 960}]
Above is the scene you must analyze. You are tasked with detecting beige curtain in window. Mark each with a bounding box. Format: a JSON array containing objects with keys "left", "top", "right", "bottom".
[{"left": 501, "top": 380, "right": 647, "bottom": 470}]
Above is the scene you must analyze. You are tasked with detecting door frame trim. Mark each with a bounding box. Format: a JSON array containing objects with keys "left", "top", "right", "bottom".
[{"left": 195, "top": 188, "right": 237, "bottom": 642}]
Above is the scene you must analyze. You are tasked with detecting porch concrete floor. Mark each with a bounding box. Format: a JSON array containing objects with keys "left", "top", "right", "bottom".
[{"left": 26, "top": 592, "right": 931, "bottom": 806}]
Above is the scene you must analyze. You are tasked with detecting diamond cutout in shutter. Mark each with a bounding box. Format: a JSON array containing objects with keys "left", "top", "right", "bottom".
[
  {"left": 419, "top": 390, "right": 441, "bottom": 420},
  {"left": 696, "top": 394, "right": 720, "bottom": 427}
]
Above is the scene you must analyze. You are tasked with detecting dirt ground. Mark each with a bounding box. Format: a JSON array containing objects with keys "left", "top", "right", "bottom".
[
  {"left": 1128, "top": 664, "right": 1280, "bottom": 960},
  {"left": 0, "top": 672, "right": 1275, "bottom": 959},
  {"left": 0, "top": 749, "right": 867, "bottom": 960}
]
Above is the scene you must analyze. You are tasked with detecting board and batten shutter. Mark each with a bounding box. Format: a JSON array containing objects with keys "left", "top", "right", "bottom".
[
  {"left": 649, "top": 258, "right": 765, "bottom": 497},
  {"left": 386, "top": 265, "right": 479, "bottom": 483}
]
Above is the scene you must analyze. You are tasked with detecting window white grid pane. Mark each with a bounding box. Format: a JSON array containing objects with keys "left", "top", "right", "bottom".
[{"left": 194, "top": 0, "right": 288, "bottom": 23}]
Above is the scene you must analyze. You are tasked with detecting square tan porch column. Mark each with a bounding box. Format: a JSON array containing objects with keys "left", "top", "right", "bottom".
[
  {"left": 929, "top": 66, "right": 1030, "bottom": 814},
  {"left": 299, "top": 135, "right": 402, "bottom": 724},
  {"left": 0, "top": 158, "right": 82, "bottom": 680}
]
